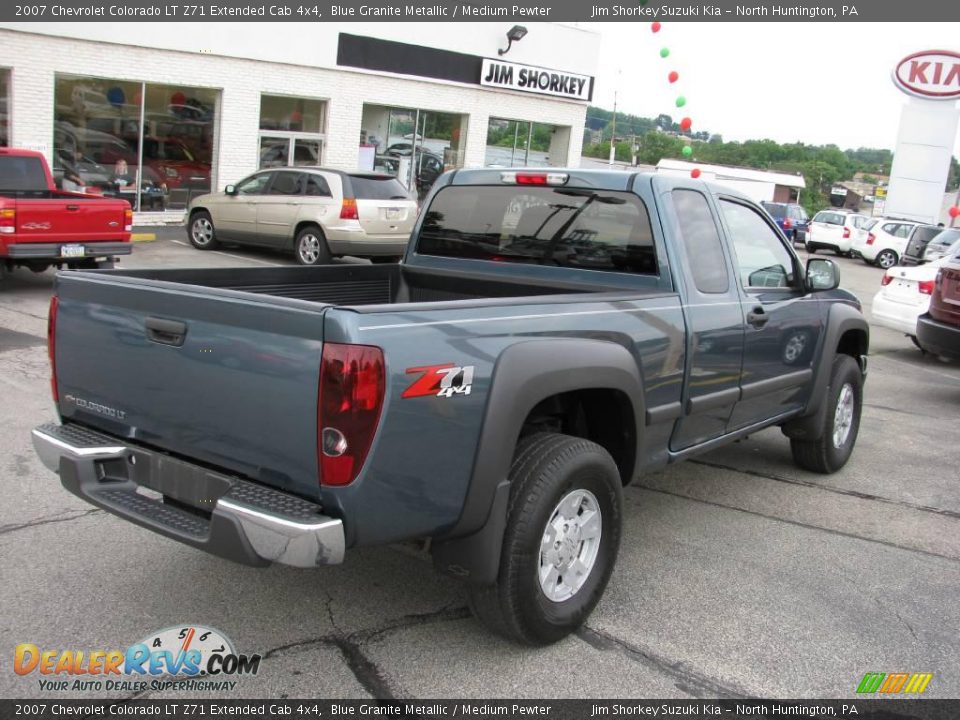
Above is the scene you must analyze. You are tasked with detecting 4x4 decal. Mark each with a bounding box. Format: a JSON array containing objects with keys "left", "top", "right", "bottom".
[{"left": 402, "top": 364, "right": 475, "bottom": 399}]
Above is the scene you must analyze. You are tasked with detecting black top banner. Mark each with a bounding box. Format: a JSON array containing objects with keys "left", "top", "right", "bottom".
[{"left": 0, "top": 0, "right": 958, "bottom": 22}]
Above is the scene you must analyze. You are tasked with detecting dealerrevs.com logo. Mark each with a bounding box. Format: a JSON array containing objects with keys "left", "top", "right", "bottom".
[{"left": 14, "top": 625, "right": 261, "bottom": 693}]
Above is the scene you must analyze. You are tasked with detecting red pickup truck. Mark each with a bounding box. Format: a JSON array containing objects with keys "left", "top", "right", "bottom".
[{"left": 0, "top": 147, "right": 132, "bottom": 280}]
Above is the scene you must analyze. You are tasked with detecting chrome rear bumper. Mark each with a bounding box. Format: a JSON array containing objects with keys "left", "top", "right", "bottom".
[{"left": 32, "top": 423, "right": 344, "bottom": 568}]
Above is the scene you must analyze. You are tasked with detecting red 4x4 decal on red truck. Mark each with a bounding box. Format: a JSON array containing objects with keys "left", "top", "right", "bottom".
[{"left": 402, "top": 364, "right": 475, "bottom": 399}]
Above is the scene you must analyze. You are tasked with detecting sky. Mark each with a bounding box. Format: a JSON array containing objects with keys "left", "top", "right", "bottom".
[{"left": 577, "top": 22, "right": 960, "bottom": 155}]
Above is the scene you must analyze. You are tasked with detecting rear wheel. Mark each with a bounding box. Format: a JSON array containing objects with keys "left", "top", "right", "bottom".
[
  {"left": 189, "top": 211, "right": 219, "bottom": 250},
  {"left": 295, "top": 225, "right": 331, "bottom": 266},
  {"left": 875, "top": 249, "right": 898, "bottom": 269},
  {"left": 468, "top": 432, "right": 623, "bottom": 645},
  {"left": 791, "top": 355, "right": 862, "bottom": 474}
]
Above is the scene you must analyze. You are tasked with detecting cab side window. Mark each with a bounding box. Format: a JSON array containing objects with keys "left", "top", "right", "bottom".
[
  {"left": 305, "top": 174, "right": 331, "bottom": 197},
  {"left": 672, "top": 189, "right": 729, "bottom": 294},
  {"left": 721, "top": 200, "right": 797, "bottom": 289}
]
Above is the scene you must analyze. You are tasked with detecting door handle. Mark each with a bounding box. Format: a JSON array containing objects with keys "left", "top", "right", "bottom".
[
  {"left": 746, "top": 306, "right": 769, "bottom": 328},
  {"left": 66, "top": 204, "right": 80, "bottom": 211},
  {"left": 145, "top": 317, "right": 187, "bottom": 347}
]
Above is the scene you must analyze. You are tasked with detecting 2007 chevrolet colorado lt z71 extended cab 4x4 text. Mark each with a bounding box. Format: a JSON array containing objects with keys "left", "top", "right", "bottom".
[
  {"left": 1, "top": 148, "right": 132, "bottom": 281},
  {"left": 33, "top": 169, "right": 869, "bottom": 644}
]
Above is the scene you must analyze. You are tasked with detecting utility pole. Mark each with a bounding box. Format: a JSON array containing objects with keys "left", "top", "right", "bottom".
[{"left": 608, "top": 69, "right": 620, "bottom": 167}]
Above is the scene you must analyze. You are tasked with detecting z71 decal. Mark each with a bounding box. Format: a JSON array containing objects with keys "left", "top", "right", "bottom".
[{"left": 402, "top": 364, "right": 476, "bottom": 399}]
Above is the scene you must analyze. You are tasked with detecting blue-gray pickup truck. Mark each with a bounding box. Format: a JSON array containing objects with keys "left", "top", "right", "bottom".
[{"left": 33, "top": 169, "right": 869, "bottom": 644}]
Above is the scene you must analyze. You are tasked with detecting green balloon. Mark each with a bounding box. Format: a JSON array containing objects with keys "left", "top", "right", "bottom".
[
  {"left": 682, "top": 146, "right": 693, "bottom": 157},
  {"left": 660, "top": 47, "right": 670, "bottom": 58},
  {"left": 676, "top": 96, "right": 686, "bottom": 108}
]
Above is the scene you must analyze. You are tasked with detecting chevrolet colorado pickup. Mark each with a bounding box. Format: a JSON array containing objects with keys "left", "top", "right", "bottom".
[
  {"left": 0, "top": 148, "right": 131, "bottom": 281},
  {"left": 33, "top": 169, "right": 869, "bottom": 644}
]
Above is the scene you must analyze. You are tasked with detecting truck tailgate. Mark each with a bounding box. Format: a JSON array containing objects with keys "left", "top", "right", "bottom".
[
  {"left": 53, "top": 273, "right": 328, "bottom": 501},
  {"left": 13, "top": 194, "right": 129, "bottom": 243}
]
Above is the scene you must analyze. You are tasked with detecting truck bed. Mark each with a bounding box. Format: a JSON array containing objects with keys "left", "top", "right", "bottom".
[{"left": 100, "top": 263, "right": 610, "bottom": 307}]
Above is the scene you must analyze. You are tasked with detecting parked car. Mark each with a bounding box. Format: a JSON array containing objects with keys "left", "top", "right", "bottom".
[
  {"left": 851, "top": 217, "right": 921, "bottom": 269},
  {"left": 186, "top": 167, "right": 417, "bottom": 263},
  {"left": 916, "top": 245, "right": 960, "bottom": 360},
  {"left": 0, "top": 147, "right": 132, "bottom": 278},
  {"left": 761, "top": 201, "right": 809, "bottom": 244},
  {"left": 922, "top": 228, "right": 960, "bottom": 263},
  {"left": 871, "top": 238, "right": 960, "bottom": 348},
  {"left": 806, "top": 209, "right": 868, "bottom": 256},
  {"left": 35, "top": 169, "right": 869, "bottom": 645},
  {"left": 141, "top": 136, "right": 210, "bottom": 191},
  {"left": 899, "top": 224, "right": 945, "bottom": 265}
]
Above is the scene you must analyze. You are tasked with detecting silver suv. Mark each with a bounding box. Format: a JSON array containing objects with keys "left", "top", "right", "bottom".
[{"left": 186, "top": 168, "right": 418, "bottom": 264}]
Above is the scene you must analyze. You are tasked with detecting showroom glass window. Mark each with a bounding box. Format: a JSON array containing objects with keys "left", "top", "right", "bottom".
[
  {"left": 258, "top": 95, "right": 326, "bottom": 170},
  {"left": 0, "top": 68, "right": 9, "bottom": 146},
  {"left": 53, "top": 74, "right": 218, "bottom": 211}
]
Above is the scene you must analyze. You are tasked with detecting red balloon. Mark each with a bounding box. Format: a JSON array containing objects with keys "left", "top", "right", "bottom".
[
  {"left": 950, "top": 206, "right": 960, "bottom": 219},
  {"left": 690, "top": 169, "right": 702, "bottom": 179},
  {"left": 668, "top": 71, "right": 679, "bottom": 83},
  {"left": 170, "top": 91, "right": 186, "bottom": 106},
  {"left": 651, "top": 22, "right": 661, "bottom": 33},
  {"left": 680, "top": 117, "right": 693, "bottom": 131}
]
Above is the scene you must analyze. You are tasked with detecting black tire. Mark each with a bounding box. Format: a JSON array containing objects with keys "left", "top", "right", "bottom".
[
  {"left": 874, "top": 249, "right": 898, "bottom": 269},
  {"left": 791, "top": 354, "right": 863, "bottom": 474},
  {"left": 294, "top": 225, "right": 331, "bottom": 266},
  {"left": 188, "top": 210, "right": 219, "bottom": 250},
  {"left": 468, "top": 432, "right": 623, "bottom": 645}
]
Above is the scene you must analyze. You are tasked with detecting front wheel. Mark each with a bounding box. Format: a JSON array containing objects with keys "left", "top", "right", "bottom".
[
  {"left": 875, "top": 249, "right": 898, "bottom": 269},
  {"left": 188, "top": 211, "right": 219, "bottom": 250},
  {"left": 468, "top": 433, "right": 623, "bottom": 645},
  {"left": 791, "top": 354, "right": 863, "bottom": 474},
  {"left": 295, "top": 225, "right": 331, "bottom": 266}
]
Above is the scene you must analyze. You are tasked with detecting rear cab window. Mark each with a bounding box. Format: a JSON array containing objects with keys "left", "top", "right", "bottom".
[
  {"left": 0, "top": 156, "right": 50, "bottom": 192},
  {"left": 814, "top": 211, "right": 845, "bottom": 226},
  {"left": 417, "top": 185, "right": 659, "bottom": 276}
]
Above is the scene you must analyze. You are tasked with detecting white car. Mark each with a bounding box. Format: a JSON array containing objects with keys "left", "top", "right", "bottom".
[
  {"left": 806, "top": 210, "right": 869, "bottom": 255},
  {"left": 871, "top": 238, "right": 960, "bottom": 345},
  {"left": 852, "top": 217, "right": 920, "bottom": 269}
]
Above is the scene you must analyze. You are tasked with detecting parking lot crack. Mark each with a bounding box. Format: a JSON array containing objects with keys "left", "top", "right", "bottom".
[
  {"left": 0, "top": 508, "right": 103, "bottom": 536},
  {"left": 688, "top": 459, "right": 960, "bottom": 521},
  {"left": 576, "top": 626, "right": 754, "bottom": 699}
]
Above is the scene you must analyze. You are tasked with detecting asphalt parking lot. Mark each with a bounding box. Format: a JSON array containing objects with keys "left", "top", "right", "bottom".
[{"left": 1, "top": 227, "right": 959, "bottom": 700}]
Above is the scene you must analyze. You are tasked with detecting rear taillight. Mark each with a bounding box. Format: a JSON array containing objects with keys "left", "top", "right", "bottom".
[
  {"left": 318, "top": 343, "right": 385, "bottom": 487},
  {"left": 48, "top": 296, "right": 59, "bottom": 403},
  {"left": 340, "top": 197, "right": 359, "bottom": 220},
  {"left": 881, "top": 274, "right": 893, "bottom": 286},
  {"left": 124, "top": 207, "right": 133, "bottom": 232},
  {"left": 919, "top": 279, "right": 935, "bottom": 295},
  {"left": 843, "top": 227, "right": 851, "bottom": 239},
  {"left": 783, "top": 218, "right": 793, "bottom": 230},
  {"left": 0, "top": 208, "right": 15, "bottom": 234},
  {"left": 866, "top": 233, "right": 876, "bottom": 245}
]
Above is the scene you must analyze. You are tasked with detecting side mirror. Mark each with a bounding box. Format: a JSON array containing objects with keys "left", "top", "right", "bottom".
[
  {"left": 806, "top": 258, "right": 840, "bottom": 292},
  {"left": 224, "top": 184, "right": 237, "bottom": 196}
]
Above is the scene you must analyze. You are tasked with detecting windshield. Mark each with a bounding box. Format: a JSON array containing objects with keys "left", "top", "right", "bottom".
[
  {"left": 417, "top": 185, "right": 658, "bottom": 275},
  {"left": 931, "top": 229, "right": 960, "bottom": 248}
]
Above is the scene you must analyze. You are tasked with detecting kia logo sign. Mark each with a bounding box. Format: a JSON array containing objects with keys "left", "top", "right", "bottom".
[{"left": 893, "top": 50, "right": 960, "bottom": 99}]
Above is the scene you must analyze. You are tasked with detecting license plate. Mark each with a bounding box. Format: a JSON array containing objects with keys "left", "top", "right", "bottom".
[
  {"left": 60, "top": 244, "right": 85, "bottom": 258},
  {"left": 385, "top": 208, "right": 401, "bottom": 220}
]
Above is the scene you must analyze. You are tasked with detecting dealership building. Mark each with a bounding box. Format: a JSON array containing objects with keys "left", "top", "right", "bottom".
[{"left": 0, "top": 22, "right": 599, "bottom": 215}]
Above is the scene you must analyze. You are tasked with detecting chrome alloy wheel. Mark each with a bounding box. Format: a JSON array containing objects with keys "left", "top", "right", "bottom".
[
  {"left": 832, "top": 383, "right": 855, "bottom": 449},
  {"left": 298, "top": 233, "right": 322, "bottom": 264},
  {"left": 191, "top": 217, "right": 214, "bottom": 246},
  {"left": 538, "top": 489, "right": 602, "bottom": 603}
]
